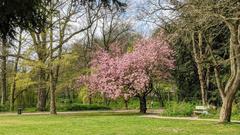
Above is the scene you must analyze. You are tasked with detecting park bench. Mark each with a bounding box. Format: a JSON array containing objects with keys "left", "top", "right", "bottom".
[{"left": 193, "top": 106, "right": 208, "bottom": 115}]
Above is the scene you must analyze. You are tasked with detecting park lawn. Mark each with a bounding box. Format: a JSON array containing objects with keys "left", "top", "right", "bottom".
[{"left": 0, "top": 112, "right": 239, "bottom": 135}]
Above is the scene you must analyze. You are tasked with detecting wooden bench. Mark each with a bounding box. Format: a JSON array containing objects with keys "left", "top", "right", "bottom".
[{"left": 193, "top": 106, "right": 208, "bottom": 115}]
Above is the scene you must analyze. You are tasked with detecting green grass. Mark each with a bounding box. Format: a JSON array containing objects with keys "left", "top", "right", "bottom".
[{"left": 0, "top": 112, "right": 239, "bottom": 135}]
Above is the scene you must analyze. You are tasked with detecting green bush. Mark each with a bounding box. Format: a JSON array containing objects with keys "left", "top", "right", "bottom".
[
  {"left": 0, "top": 104, "right": 8, "bottom": 112},
  {"left": 58, "top": 103, "right": 111, "bottom": 111},
  {"left": 232, "top": 103, "right": 240, "bottom": 115},
  {"left": 162, "top": 101, "right": 194, "bottom": 117},
  {"left": 23, "top": 107, "right": 38, "bottom": 112}
]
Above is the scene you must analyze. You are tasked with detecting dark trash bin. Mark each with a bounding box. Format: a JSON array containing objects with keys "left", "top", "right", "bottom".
[{"left": 17, "top": 107, "right": 22, "bottom": 115}]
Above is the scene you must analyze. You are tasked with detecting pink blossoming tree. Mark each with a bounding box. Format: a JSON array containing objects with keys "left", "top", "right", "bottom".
[{"left": 78, "top": 34, "right": 174, "bottom": 113}]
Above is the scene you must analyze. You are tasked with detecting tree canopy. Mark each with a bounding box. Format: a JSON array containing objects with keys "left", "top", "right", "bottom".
[{"left": 0, "top": 0, "right": 49, "bottom": 38}]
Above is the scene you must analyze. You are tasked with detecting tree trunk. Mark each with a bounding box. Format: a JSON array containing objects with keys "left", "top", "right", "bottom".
[
  {"left": 1, "top": 37, "right": 7, "bottom": 105},
  {"left": 88, "top": 96, "right": 92, "bottom": 105},
  {"left": 192, "top": 32, "right": 207, "bottom": 105},
  {"left": 216, "top": 21, "right": 240, "bottom": 123},
  {"left": 37, "top": 68, "right": 47, "bottom": 111},
  {"left": 155, "top": 91, "right": 164, "bottom": 107},
  {"left": 103, "top": 94, "right": 110, "bottom": 106},
  {"left": 49, "top": 15, "right": 57, "bottom": 115},
  {"left": 124, "top": 99, "right": 128, "bottom": 110},
  {"left": 198, "top": 66, "right": 207, "bottom": 105},
  {"left": 139, "top": 95, "right": 147, "bottom": 113},
  {"left": 10, "top": 79, "right": 16, "bottom": 111},
  {"left": 10, "top": 31, "right": 22, "bottom": 111},
  {"left": 32, "top": 31, "right": 48, "bottom": 112},
  {"left": 158, "top": 96, "right": 164, "bottom": 107},
  {"left": 50, "top": 70, "right": 57, "bottom": 114},
  {"left": 219, "top": 95, "right": 234, "bottom": 123}
]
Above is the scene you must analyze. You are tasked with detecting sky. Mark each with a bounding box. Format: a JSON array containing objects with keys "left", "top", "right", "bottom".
[
  {"left": 125, "top": 0, "right": 157, "bottom": 36},
  {"left": 123, "top": 0, "right": 170, "bottom": 36},
  {"left": 62, "top": 0, "right": 171, "bottom": 46}
]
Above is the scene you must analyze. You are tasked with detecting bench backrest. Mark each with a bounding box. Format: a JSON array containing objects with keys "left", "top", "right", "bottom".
[{"left": 195, "top": 106, "right": 208, "bottom": 110}]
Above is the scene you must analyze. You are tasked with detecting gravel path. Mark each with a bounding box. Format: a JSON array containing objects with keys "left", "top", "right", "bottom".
[{"left": 140, "top": 115, "right": 240, "bottom": 123}]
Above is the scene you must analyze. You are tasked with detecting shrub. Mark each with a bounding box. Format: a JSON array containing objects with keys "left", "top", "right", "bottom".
[
  {"left": 0, "top": 104, "right": 8, "bottom": 112},
  {"left": 232, "top": 103, "right": 240, "bottom": 115},
  {"left": 23, "top": 107, "right": 38, "bottom": 112},
  {"left": 58, "top": 103, "right": 111, "bottom": 111},
  {"left": 162, "top": 101, "right": 194, "bottom": 117}
]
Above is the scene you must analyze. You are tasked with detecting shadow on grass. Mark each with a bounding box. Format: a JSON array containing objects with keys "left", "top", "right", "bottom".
[
  {"left": 215, "top": 121, "right": 240, "bottom": 125},
  {"left": 59, "top": 111, "right": 142, "bottom": 117}
]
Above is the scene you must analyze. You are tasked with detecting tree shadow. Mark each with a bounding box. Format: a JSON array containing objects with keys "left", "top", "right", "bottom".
[
  {"left": 59, "top": 111, "right": 142, "bottom": 117},
  {"left": 213, "top": 121, "right": 240, "bottom": 125}
]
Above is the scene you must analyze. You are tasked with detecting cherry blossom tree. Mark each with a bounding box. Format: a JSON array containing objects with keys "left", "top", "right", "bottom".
[{"left": 78, "top": 34, "right": 174, "bottom": 113}]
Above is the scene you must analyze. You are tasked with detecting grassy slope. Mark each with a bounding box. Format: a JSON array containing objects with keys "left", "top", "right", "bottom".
[{"left": 0, "top": 112, "right": 239, "bottom": 135}]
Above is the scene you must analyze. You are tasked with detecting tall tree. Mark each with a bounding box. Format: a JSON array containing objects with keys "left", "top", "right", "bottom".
[
  {"left": 9, "top": 30, "right": 24, "bottom": 111},
  {"left": 79, "top": 35, "right": 174, "bottom": 113},
  {"left": 149, "top": 0, "right": 240, "bottom": 122},
  {"left": 175, "top": 0, "right": 239, "bottom": 123},
  {"left": 0, "top": 0, "right": 49, "bottom": 105}
]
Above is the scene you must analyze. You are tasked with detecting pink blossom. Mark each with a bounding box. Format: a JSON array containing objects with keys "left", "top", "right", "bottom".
[{"left": 78, "top": 34, "right": 175, "bottom": 99}]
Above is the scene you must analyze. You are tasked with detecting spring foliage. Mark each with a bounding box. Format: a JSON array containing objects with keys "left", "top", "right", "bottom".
[{"left": 79, "top": 34, "right": 175, "bottom": 100}]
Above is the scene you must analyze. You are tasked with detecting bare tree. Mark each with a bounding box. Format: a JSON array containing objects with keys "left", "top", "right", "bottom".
[{"left": 143, "top": 0, "right": 240, "bottom": 122}]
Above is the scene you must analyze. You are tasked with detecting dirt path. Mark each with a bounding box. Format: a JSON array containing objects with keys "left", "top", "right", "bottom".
[{"left": 140, "top": 115, "right": 240, "bottom": 123}]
